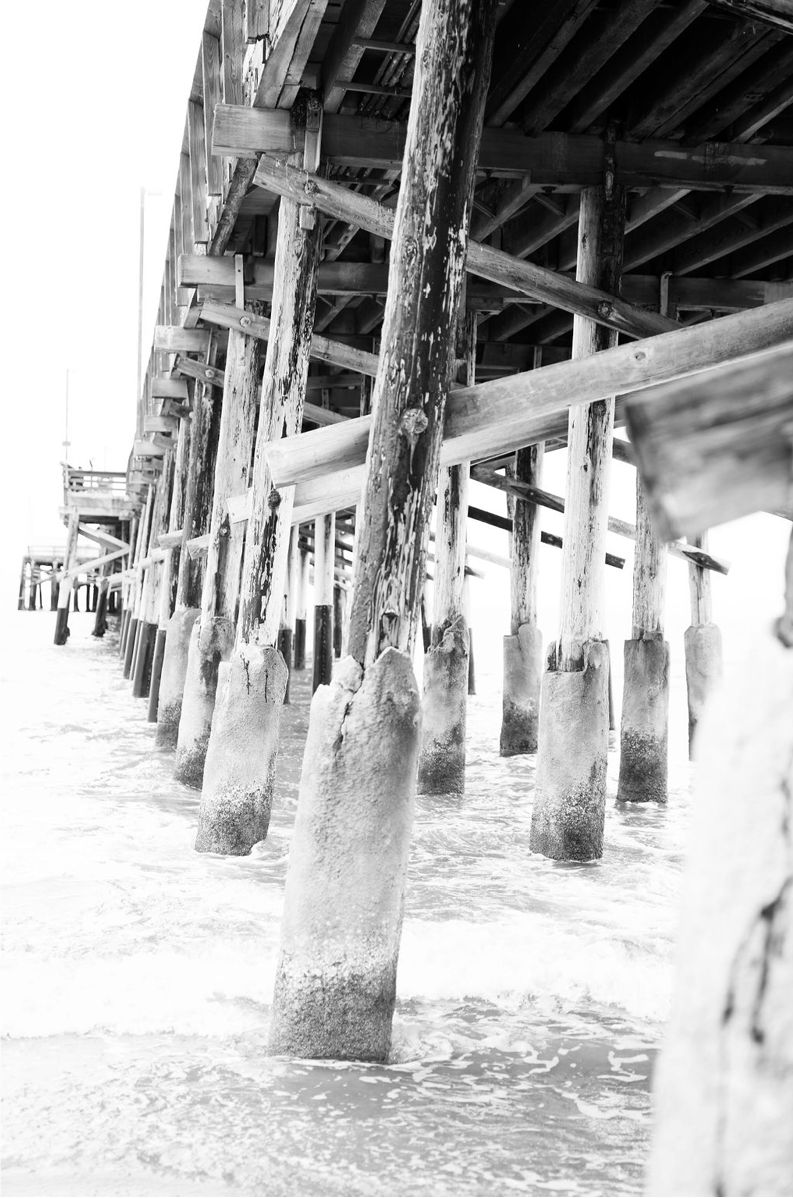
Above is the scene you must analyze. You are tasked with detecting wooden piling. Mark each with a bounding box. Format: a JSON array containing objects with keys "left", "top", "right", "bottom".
[
  {"left": 17, "top": 558, "right": 28, "bottom": 611},
  {"left": 617, "top": 474, "right": 670, "bottom": 802},
  {"left": 531, "top": 183, "right": 625, "bottom": 861},
  {"left": 500, "top": 443, "right": 544, "bottom": 756},
  {"left": 269, "top": 0, "right": 498, "bottom": 1061},
  {"left": 312, "top": 514, "right": 335, "bottom": 692},
  {"left": 54, "top": 511, "right": 80, "bottom": 646},
  {"left": 418, "top": 311, "right": 474, "bottom": 795},
  {"left": 196, "top": 104, "right": 322, "bottom": 854},
  {"left": 294, "top": 546, "right": 309, "bottom": 669},
  {"left": 175, "top": 319, "right": 261, "bottom": 785},
  {"left": 684, "top": 531, "right": 723, "bottom": 755}
]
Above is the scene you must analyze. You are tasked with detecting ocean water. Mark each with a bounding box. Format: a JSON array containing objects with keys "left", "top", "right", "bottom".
[{"left": 1, "top": 610, "right": 694, "bottom": 1197}]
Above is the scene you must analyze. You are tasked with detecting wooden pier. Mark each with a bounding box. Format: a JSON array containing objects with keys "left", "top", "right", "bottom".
[{"left": 47, "top": 0, "right": 793, "bottom": 1191}]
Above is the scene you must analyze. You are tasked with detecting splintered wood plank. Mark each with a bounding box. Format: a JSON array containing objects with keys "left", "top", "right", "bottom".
[{"left": 625, "top": 342, "right": 793, "bottom": 539}]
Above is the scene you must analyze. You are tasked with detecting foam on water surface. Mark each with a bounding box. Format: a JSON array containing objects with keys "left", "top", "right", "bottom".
[{"left": 1, "top": 611, "right": 691, "bottom": 1196}]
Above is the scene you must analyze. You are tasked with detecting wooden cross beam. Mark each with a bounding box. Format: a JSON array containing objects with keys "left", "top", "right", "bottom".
[
  {"left": 253, "top": 156, "right": 676, "bottom": 340},
  {"left": 181, "top": 257, "right": 793, "bottom": 312},
  {"left": 214, "top": 104, "right": 793, "bottom": 192},
  {"left": 199, "top": 300, "right": 378, "bottom": 374},
  {"left": 470, "top": 465, "right": 730, "bottom": 574},
  {"left": 625, "top": 341, "right": 793, "bottom": 538},
  {"left": 265, "top": 297, "right": 793, "bottom": 492}
]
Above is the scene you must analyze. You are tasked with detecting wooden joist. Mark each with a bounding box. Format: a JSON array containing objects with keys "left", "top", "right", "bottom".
[
  {"left": 213, "top": 103, "right": 793, "bottom": 192},
  {"left": 625, "top": 341, "right": 793, "bottom": 539},
  {"left": 252, "top": 157, "right": 675, "bottom": 340},
  {"left": 265, "top": 297, "right": 793, "bottom": 492}
]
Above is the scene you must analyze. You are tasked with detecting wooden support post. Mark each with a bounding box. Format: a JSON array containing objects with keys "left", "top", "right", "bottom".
[
  {"left": 684, "top": 530, "right": 723, "bottom": 756},
  {"left": 312, "top": 514, "right": 335, "bottom": 693},
  {"left": 647, "top": 540, "right": 793, "bottom": 1195},
  {"left": 196, "top": 99, "right": 322, "bottom": 856},
  {"left": 531, "top": 183, "right": 625, "bottom": 862},
  {"left": 417, "top": 311, "right": 474, "bottom": 795},
  {"left": 29, "top": 564, "right": 40, "bottom": 612},
  {"left": 269, "top": 0, "right": 498, "bottom": 1062},
  {"left": 294, "top": 545, "right": 309, "bottom": 669},
  {"left": 92, "top": 568, "right": 110, "bottom": 638},
  {"left": 333, "top": 581, "right": 344, "bottom": 658},
  {"left": 501, "top": 443, "right": 544, "bottom": 755},
  {"left": 280, "top": 528, "right": 299, "bottom": 703},
  {"left": 175, "top": 319, "right": 262, "bottom": 786},
  {"left": 157, "top": 354, "right": 220, "bottom": 737},
  {"left": 17, "top": 558, "right": 28, "bottom": 610},
  {"left": 617, "top": 472, "right": 670, "bottom": 802},
  {"left": 124, "top": 488, "right": 154, "bottom": 677},
  {"left": 54, "top": 511, "right": 80, "bottom": 645},
  {"left": 464, "top": 573, "right": 476, "bottom": 696},
  {"left": 132, "top": 479, "right": 168, "bottom": 700},
  {"left": 155, "top": 405, "right": 198, "bottom": 741}
]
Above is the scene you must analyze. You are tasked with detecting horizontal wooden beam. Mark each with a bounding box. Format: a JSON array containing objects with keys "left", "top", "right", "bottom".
[
  {"left": 626, "top": 341, "right": 793, "bottom": 538},
  {"left": 253, "top": 157, "right": 675, "bottom": 340},
  {"left": 143, "top": 415, "right": 179, "bottom": 434},
  {"left": 153, "top": 327, "right": 212, "bottom": 353},
  {"left": 471, "top": 466, "right": 730, "bottom": 574},
  {"left": 181, "top": 257, "right": 793, "bottom": 311},
  {"left": 214, "top": 104, "right": 793, "bottom": 192},
  {"left": 174, "top": 357, "right": 224, "bottom": 388},
  {"left": 466, "top": 503, "right": 625, "bottom": 568},
  {"left": 77, "top": 525, "right": 130, "bottom": 552},
  {"left": 150, "top": 377, "right": 189, "bottom": 400},
  {"left": 133, "top": 439, "right": 167, "bottom": 458},
  {"left": 199, "top": 300, "right": 379, "bottom": 375},
  {"left": 269, "top": 298, "right": 793, "bottom": 502}
]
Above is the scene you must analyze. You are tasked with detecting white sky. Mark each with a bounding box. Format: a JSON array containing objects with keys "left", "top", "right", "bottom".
[{"left": 0, "top": 0, "right": 788, "bottom": 664}]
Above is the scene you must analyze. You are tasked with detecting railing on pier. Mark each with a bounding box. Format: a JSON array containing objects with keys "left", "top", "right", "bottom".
[{"left": 62, "top": 466, "right": 128, "bottom": 502}]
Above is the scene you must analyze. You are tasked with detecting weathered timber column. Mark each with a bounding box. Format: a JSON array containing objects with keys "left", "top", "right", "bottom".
[
  {"left": 294, "top": 545, "right": 309, "bottom": 669},
  {"left": 17, "top": 558, "right": 28, "bottom": 610},
  {"left": 156, "top": 370, "right": 218, "bottom": 747},
  {"left": 149, "top": 415, "right": 190, "bottom": 723},
  {"left": 54, "top": 511, "right": 80, "bottom": 645},
  {"left": 92, "top": 568, "right": 110, "bottom": 638},
  {"left": 530, "top": 183, "right": 625, "bottom": 862},
  {"left": 197, "top": 109, "right": 322, "bottom": 855},
  {"left": 269, "top": 0, "right": 498, "bottom": 1061},
  {"left": 175, "top": 326, "right": 260, "bottom": 786},
  {"left": 417, "top": 312, "right": 475, "bottom": 794},
  {"left": 312, "top": 514, "right": 335, "bottom": 692},
  {"left": 500, "top": 444, "right": 544, "bottom": 756},
  {"left": 617, "top": 476, "right": 669, "bottom": 802},
  {"left": 133, "top": 469, "right": 171, "bottom": 700},
  {"left": 124, "top": 487, "right": 154, "bottom": 678},
  {"left": 647, "top": 534, "right": 793, "bottom": 1197},
  {"left": 684, "top": 531, "right": 723, "bottom": 756},
  {"left": 333, "top": 581, "right": 344, "bottom": 658},
  {"left": 279, "top": 527, "right": 299, "bottom": 705}
]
